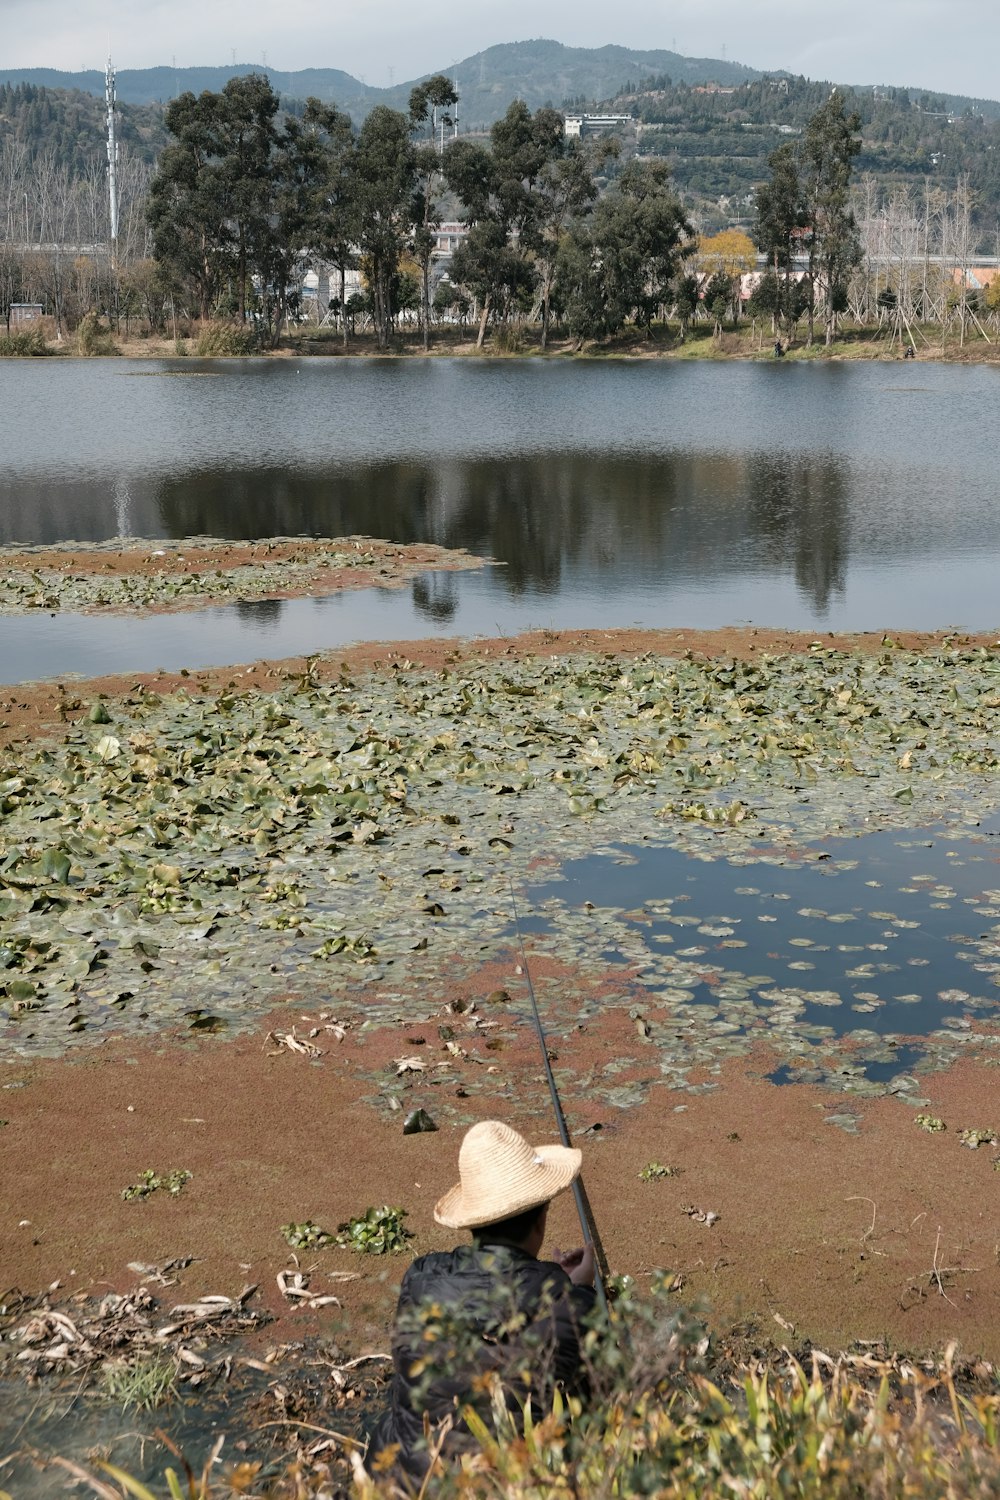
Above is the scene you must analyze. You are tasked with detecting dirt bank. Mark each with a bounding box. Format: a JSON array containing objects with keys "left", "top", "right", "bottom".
[
  {"left": 2, "top": 623, "right": 996, "bottom": 751},
  {"left": 2, "top": 959, "right": 999, "bottom": 1361}
]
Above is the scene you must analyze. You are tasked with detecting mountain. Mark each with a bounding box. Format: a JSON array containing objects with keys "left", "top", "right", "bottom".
[
  {"left": 2, "top": 40, "right": 997, "bottom": 129},
  {"left": 0, "top": 40, "right": 763, "bottom": 126}
]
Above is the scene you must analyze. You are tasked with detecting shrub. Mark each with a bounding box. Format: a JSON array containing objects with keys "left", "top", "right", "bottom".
[
  {"left": 76, "top": 311, "right": 118, "bottom": 356},
  {"left": 196, "top": 321, "right": 261, "bottom": 356},
  {"left": 0, "top": 327, "right": 48, "bottom": 356}
]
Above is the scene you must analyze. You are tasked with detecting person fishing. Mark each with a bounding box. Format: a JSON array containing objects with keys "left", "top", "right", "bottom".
[{"left": 366, "top": 1119, "right": 598, "bottom": 1480}]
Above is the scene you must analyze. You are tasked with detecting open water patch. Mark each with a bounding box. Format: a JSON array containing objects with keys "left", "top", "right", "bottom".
[{"left": 520, "top": 825, "right": 1000, "bottom": 1095}]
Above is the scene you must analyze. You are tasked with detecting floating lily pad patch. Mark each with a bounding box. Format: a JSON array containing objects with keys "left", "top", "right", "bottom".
[
  {"left": 2, "top": 644, "right": 1000, "bottom": 1107},
  {"left": 0, "top": 534, "right": 486, "bottom": 616}
]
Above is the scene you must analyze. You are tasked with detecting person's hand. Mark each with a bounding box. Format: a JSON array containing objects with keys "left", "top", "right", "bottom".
[{"left": 554, "top": 1243, "right": 595, "bottom": 1286}]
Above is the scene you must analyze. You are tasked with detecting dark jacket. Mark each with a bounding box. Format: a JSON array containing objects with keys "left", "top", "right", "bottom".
[{"left": 367, "top": 1237, "right": 597, "bottom": 1479}]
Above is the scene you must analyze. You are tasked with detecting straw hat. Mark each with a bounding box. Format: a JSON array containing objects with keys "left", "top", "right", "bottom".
[{"left": 434, "top": 1120, "right": 582, "bottom": 1230}]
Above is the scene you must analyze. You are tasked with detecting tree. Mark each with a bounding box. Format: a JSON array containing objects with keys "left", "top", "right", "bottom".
[
  {"left": 534, "top": 136, "right": 614, "bottom": 349},
  {"left": 697, "top": 227, "right": 756, "bottom": 323},
  {"left": 703, "top": 270, "right": 733, "bottom": 336},
  {"left": 0, "top": 241, "right": 24, "bottom": 332},
  {"left": 409, "top": 75, "right": 459, "bottom": 352},
  {"left": 444, "top": 100, "right": 565, "bottom": 347},
  {"left": 148, "top": 75, "right": 280, "bottom": 323},
  {"left": 589, "top": 158, "right": 693, "bottom": 336},
  {"left": 799, "top": 91, "right": 862, "bottom": 344},
  {"left": 753, "top": 143, "right": 805, "bottom": 336},
  {"left": 275, "top": 99, "right": 355, "bottom": 345},
  {"left": 352, "top": 106, "right": 415, "bottom": 349}
]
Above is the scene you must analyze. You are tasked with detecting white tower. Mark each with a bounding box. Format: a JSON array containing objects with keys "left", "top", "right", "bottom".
[{"left": 106, "top": 53, "right": 119, "bottom": 265}]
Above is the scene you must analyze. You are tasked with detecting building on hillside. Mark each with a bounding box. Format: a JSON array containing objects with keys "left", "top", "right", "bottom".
[{"left": 564, "top": 113, "right": 633, "bottom": 138}]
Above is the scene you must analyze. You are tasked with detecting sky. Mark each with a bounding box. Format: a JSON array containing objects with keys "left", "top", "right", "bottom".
[{"left": 3, "top": 0, "right": 999, "bottom": 102}]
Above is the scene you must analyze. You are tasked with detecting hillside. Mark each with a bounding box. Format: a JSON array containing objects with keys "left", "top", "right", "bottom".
[
  {"left": 3, "top": 39, "right": 1000, "bottom": 244},
  {"left": 0, "top": 81, "right": 166, "bottom": 175},
  {"left": 0, "top": 40, "right": 765, "bottom": 126},
  {"left": 613, "top": 73, "right": 1000, "bottom": 232},
  {"left": 1, "top": 38, "right": 998, "bottom": 131}
]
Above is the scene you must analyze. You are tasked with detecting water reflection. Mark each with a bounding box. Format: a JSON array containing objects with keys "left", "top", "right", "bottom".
[
  {"left": 746, "top": 456, "right": 848, "bottom": 614},
  {"left": 153, "top": 451, "right": 852, "bottom": 616},
  {"left": 2, "top": 360, "right": 999, "bottom": 643},
  {"left": 412, "top": 572, "right": 458, "bottom": 622},
  {"left": 234, "top": 597, "right": 285, "bottom": 628}
]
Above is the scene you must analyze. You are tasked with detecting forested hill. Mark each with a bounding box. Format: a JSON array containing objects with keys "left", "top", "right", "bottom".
[
  {"left": 5, "top": 40, "right": 1000, "bottom": 236},
  {"left": 1, "top": 38, "right": 998, "bottom": 130},
  {"left": 0, "top": 82, "right": 166, "bottom": 174},
  {"left": 613, "top": 73, "right": 1000, "bottom": 230},
  {"left": 0, "top": 40, "right": 763, "bottom": 125}
]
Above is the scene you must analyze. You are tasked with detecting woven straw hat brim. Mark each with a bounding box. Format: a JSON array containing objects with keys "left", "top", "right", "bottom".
[{"left": 434, "top": 1142, "right": 582, "bottom": 1229}]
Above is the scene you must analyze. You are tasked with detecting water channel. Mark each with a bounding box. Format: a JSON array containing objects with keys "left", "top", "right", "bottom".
[{"left": 1, "top": 357, "right": 999, "bottom": 682}]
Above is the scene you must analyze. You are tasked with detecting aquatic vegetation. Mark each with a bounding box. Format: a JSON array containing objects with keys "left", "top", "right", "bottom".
[
  {"left": 280, "top": 1220, "right": 334, "bottom": 1249},
  {"left": 99, "top": 1354, "right": 175, "bottom": 1411},
  {"left": 336, "top": 1205, "right": 411, "bottom": 1254},
  {"left": 0, "top": 535, "right": 483, "bottom": 614},
  {"left": 3, "top": 644, "right": 1000, "bottom": 1106},
  {"left": 121, "top": 1168, "right": 192, "bottom": 1202}
]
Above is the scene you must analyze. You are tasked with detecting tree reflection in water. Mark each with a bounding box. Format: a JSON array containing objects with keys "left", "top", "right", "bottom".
[
  {"left": 234, "top": 597, "right": 285, "bottom": 628},
  {"left": 155, "top": 449, "right": 851, "bottom": 618},
  {"left": 411, "top": 573, "right": 458, "bottom": 622}
]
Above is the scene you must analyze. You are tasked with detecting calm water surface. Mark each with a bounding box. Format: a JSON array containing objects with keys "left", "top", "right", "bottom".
[{"left": 1, "top": 357, "right": 998, "bottom": 679}]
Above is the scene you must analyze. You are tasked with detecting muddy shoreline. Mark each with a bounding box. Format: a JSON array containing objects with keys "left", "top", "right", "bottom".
[
  {"left": 3, "top": 551, "right": 1000, "bottom": 1490},
  {"left": 2, "top": 620, "right": 995, "bottom": 751},
  {"left": 3, "top": 617, "right": 1000, "bottom": 1360}
]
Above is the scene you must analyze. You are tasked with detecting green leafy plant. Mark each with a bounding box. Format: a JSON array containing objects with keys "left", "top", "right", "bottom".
[
  {"left": 121, "top": 1168, "right": 192, "bottom": 1201},
  {"left": 336, "top": 1204, "right": 411, "bottom": 1254},
  {"left": 915, "top": 1114, "right": 946, "bottom": 1132},
  {"left": 639, "top": 1161, "right": 678, "bottom": 1180},
  {"left": 100, "top": 1355, "right": 176, "bottom": 1411},
  {"left": 281, "top": 1219, "right": 334, "bottom": 1248},
  {"left": 76, "top": 311, "right": 118, "bottom": 356}
]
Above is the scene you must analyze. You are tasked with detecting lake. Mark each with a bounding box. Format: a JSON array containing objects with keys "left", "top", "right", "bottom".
[{"left": 1, "top": 356, "right": 998, "bottom": 682}]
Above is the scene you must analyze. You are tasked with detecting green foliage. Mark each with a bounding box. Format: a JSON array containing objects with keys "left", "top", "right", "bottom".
[
  {"left": 100, "top": 1355, "right": 176, "bottom": 1412},
  {"left": 336, "top": 1204, "right": 411, "bottom": 1254},
  {"left": 639, "top": 1160, "right": 678, "bottom": 1180},
  {"left": 0, "top": 327, "right": 47, "bottom": 356},
  {"left": 281, "top": 1219, "right": 334, "bottom": 1248},
  {"left": 195, "top": 322, "right": 261, "bottom": 356},
  {"left": 121, "top": 1168, "right": 192, "bottom": 1201},
  {"left": 915, "top": 1114, "right": 946, "bottom": 1132},
  {"left": 76, "top": 311, "right": 118, "bottom": 356}
]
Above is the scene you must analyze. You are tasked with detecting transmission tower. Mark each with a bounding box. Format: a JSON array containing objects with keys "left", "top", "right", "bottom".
[{"left": 106, "top": 52, "right": 119, "bottom": 267}]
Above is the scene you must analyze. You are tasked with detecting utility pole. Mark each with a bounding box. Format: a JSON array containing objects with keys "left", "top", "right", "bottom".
[{"left": 106, "top": 51, "right": 119, "bottom": 269}]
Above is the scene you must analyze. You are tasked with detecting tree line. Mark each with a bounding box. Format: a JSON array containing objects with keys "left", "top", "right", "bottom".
[
  {"left": 141, "top": 72, "right": 697, "bottom": 350},
  {"left": 2, "top": 71, "right": 997, "bottom": 351}
]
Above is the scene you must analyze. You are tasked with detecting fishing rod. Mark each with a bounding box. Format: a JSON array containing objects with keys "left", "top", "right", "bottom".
[{"left": 509, "top": 882, "right": 610, "bottom": 1316}]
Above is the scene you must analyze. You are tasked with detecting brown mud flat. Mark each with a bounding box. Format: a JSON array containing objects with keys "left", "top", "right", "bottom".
[
  {"left": 3, "top": 949, "right": 1000, "bottom": 1365},
  {"left": 2, "top": 623, "right": 997, "bottom": 751},
  {"left": 0, "top": 536, "right": 485, "bottom": 612}
]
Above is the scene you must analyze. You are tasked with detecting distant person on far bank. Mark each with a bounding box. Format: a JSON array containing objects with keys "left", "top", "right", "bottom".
[
  {"left": 774, "top": 338, "right": 784, "bottom": 357},
  {"left": 366, "top": 1119, "right": 597, "bottom": 1481}
]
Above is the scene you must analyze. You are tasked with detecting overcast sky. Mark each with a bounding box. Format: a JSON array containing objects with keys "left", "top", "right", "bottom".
[{"left": 3, "top": 0, "right": 999, "bottom": 101}]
